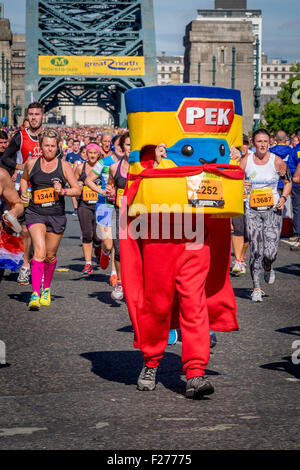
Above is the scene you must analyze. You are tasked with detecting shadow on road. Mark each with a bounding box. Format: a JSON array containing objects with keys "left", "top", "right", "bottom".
[
  {"left": 88, "top": 291, "right": 122, "bottom": 307},
  {"left": 275, "top": 264, "right": 300, "bottom": 277},
  {"left": 117, "top": 325, "right": 134, "bottom": 333},
  {"left": 81, "top": 350, "right": 219, "bottom": 396},
  {"left": 7, "top": 292, "right": 64, "bottom": 304},
  {"left": 233, "top": 287, "right": 252, "bottom": 300},
  {"left": 260, "top": 356, "right": 300, "bottom": 379},
  {"left": 276, "top": 326, "right": 300, "bottom": 337},
  {"left": 7, "top": 291, "right": 31, "bottom": 304}
]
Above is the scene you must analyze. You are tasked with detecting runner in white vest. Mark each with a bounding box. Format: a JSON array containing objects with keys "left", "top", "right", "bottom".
[{"left": 240, "top": 129, "right": 292, "bottom": 302}]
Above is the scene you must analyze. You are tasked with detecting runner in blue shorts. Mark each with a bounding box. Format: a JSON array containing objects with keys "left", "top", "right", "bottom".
[{"left": 85, "top": 142, "right": 118, "bottom": 273}]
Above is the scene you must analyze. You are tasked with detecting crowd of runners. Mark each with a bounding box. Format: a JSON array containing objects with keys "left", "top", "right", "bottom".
[
  {"left": 1, "top": 100, "right": 300, "bottom": 397},
  {"left": 0, "top": 102, "right": 300, "bottom": 309}
]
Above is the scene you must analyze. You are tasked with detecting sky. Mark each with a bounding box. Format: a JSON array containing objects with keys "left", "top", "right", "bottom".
[{"left": 2, "top": 0, "right": 300, "bottom": 63}]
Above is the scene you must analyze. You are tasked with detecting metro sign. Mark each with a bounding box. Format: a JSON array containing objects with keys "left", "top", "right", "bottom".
[{"left": 176, "top": 98, "right": 235, "bottom": 134}]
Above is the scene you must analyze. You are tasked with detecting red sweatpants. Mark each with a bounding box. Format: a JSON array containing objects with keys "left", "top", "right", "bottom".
[{"left": 139, "top": 234, "right": 211, "bottom": 380}]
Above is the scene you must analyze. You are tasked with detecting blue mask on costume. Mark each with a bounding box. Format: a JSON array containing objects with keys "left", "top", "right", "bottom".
[{"left": 165, "top": 138, "right": 231, "bottom": 167}]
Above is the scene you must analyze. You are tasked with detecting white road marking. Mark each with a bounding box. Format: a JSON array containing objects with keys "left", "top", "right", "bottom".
[
  {"left": 239, "top": 416, "right": 260, "bottom": 420},
  {"left": 158, "top": 418, "right": 198, "bottom": 421},
  {"left": 176, "top": 424, "right": 238, "bottom": 432},
  {"left": 93, "top": 422, "right": 109, "bottom": 429},
  {"left": 0, "top": 427, "right": 47, "bottom": 437}
]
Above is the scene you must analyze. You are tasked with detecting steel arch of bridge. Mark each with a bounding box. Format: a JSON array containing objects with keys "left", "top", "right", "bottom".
[{"left": 25, "top": 0, "right": 157, "bottom": 125}]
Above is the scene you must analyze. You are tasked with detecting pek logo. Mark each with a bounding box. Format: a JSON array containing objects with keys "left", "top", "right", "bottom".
[
  {"left": 177, "top": 98, "right": 235, "bottom": 134},
  {"left": 51, "top": 57, "right": 69, "bottom": 67}
]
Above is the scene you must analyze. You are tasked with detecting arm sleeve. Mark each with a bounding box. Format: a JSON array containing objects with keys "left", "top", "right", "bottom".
[
  {"left": 0, "top": 132, "right": 21, "bottom": 175},
  {"left": 92, "top": 160, "right": 103, "bottom": 176}
]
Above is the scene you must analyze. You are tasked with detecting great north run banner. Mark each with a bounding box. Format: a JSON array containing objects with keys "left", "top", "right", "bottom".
[{"left": 38, "top": 56, "right": 145, "bottom": 76}]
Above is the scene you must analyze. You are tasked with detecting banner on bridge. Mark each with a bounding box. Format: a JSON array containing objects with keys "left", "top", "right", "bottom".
[{"left": 39, "top": 56, "right": 145, "bottom": 76}]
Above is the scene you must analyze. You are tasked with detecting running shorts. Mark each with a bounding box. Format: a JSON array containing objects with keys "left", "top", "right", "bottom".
[{"left": 25, "top": 208, "right": 66, "bottom": 234}]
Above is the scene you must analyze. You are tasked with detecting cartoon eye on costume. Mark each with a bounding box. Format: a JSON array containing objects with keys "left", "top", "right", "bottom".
[
  {"left": 219, "top": 144, "right": 226, "bottom": 157},
  {"left": 181, "top": 145, "right": 194, "bottom": 157}
]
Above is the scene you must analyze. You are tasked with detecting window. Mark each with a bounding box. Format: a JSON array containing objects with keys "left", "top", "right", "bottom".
[
  {"left": 274, "top": 82, "right": 278, "bottom": 87},
  {"left": 221, "top": 48, "right": 225, "bottom": 64},
  {"left": 266, "top": 82, "right": 270, "bottom": 87}
]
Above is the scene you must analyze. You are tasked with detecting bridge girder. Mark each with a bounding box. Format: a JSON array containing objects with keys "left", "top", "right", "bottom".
[{"left": 25, "top": 0, "right": 157, "bottom": 125}]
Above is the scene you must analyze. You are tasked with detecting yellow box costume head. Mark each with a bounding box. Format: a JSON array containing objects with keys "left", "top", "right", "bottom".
[{"left": 125, "top": 84, "right": 245, "bottom": 217}]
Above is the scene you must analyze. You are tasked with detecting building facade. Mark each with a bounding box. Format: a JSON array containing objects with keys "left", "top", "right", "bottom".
[
  {"left": 156, "top": 52, "right": 184, "bottom": 85},
  {"left": 183, "top": 18, "right": 255, "bottom": 132},
  {"left": 0, "top": 18, "right": 12, "bottom": 125},
  {"left": 260, "top": 58, "right": 299, "bottom": 111},
  {"left": 196, "top": 2, "right": 262, "bottom": 88},
  {"left": 11, "top": 34, "right": 26, "bottom": 126}
]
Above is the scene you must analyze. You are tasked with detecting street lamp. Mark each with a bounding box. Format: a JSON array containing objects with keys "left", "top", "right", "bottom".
[{"left": 253, "top": 37, "right": 261, "bottom": 131}]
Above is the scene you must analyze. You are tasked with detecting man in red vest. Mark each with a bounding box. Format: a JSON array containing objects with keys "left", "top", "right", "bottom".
[{"left": 0, "top": 102, "right": 44, "bottom": 285}]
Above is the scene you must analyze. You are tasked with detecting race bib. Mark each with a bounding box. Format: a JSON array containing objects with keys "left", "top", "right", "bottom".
[
  {"left": 82, "top": 185, "right": 98, "bottom": 203},
  {"left": 250, "top": 188, "right": 274, "bottom": 210},
  {"left": 116, "top": 188, "right": 125, "bottom": 208},
  {"left": 187, "top": 173, "right": 224, "bottom": 207},
  {"left": 33, "top": 188, "right": 59, "bottom": 206}
]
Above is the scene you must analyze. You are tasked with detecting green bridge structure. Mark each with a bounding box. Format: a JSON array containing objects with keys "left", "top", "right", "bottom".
[{"left": 25, "top": 0, "right": 157, "bottom": 126}]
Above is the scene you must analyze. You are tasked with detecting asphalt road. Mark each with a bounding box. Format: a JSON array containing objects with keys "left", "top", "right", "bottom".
[{"left": 0, "top": 200, "right": 299, "bottom": 451}]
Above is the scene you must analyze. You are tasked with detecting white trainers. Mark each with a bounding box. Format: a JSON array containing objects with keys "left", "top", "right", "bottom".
[
  {"left": 232, "top": 260, "right": 241, "bottom": 275},
  {"left": 111, "top": 281, "right": 124, "bottom": 301},
  {"left": 264, "top": 268, "right": 275, "bottom": 284},
  {"left": 251, "top": 289, "right": 264, "bottom": 302},
  {"left": 17, "top": 266, "right": 31, "bottom": 285},
  {"left": 239, "top": 261, "right": 246, "bottom": 275}
]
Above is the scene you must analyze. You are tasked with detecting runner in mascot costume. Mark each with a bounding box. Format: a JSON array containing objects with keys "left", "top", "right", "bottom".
[{"left": 119, "top": 85, "right": 244, "bottom": 399}]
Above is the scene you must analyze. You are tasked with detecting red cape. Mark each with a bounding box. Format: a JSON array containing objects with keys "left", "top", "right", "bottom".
[{"left": 120, "top": 160, "right": 240, "bottom": 349}]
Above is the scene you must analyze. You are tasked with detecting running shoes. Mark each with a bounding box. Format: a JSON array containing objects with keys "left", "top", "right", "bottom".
[
  {"left": 239, "top": 261, "right": 246, "bottom": 275},
  {"left": 109, "top": 273, "right": 118, "bottom": 286},
  {"left": 100, "top": 249, "right": 110, "bottom": 270},
  {"left": 168, "top": 329, "right": 178, "bottom": 345},
  {"left": 40, "top": 288, "right": 51, "bottom": 306},
  {"left": 17, "top": 265, "right": 31, "bottom": 286},
  {"left": 137, "top": 365, "right": 158, "bottom": 391},
  {"left": 251, "top": 289, "right": 264, "bottom": 302},
  {"left": 232, "top": 260, "right": 241, "bottom": 275},
  {"left": 185, "top": 376, "right": 214, "bottom": 399},
  {"left": 111, "top": 281, "right": 124, "bottom": 301},
  {"left": 264, "top": 268, "right": 275, "bottom": 284},
  {"left": 28, "top": 292, "right": 40, "bottom": 310},
  {"left": 81, "top": 264, "right": 94, "bottom": 275}
]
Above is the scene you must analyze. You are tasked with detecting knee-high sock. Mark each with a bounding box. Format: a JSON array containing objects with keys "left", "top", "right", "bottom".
[
  {"left": 31, "top": 259, "right": 45, "bottom": 294},
  {"left": 43, "top": 258, "right": 57, "bottom": 289}
]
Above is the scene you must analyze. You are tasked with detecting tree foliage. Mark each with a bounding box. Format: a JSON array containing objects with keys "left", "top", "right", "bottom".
[{"left": 263, "top": 63, "right": 300, "bottom": 134}]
